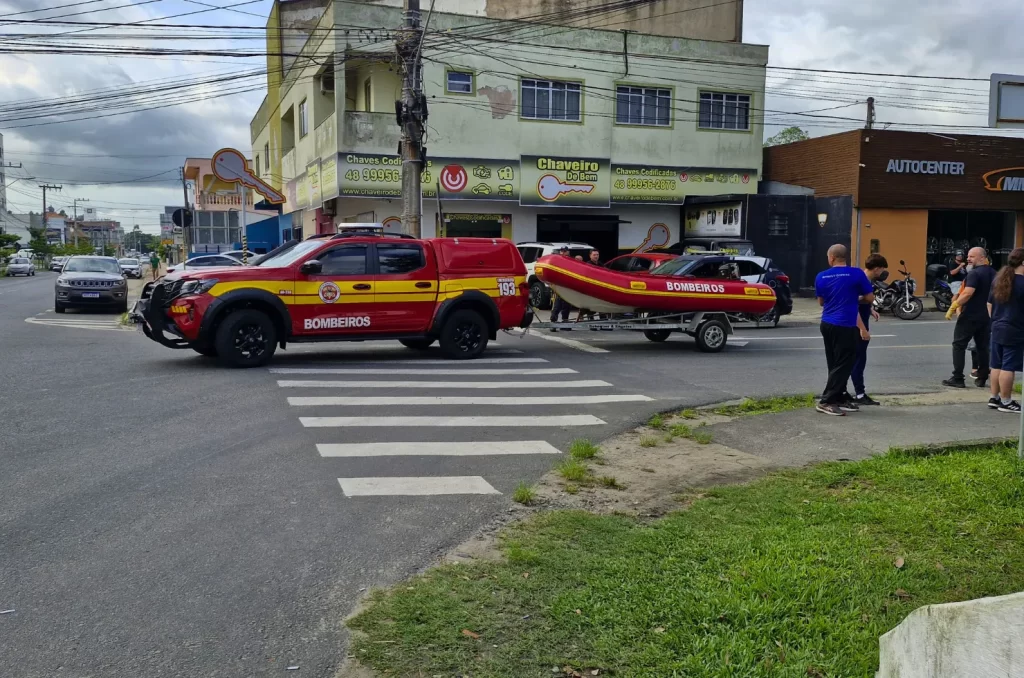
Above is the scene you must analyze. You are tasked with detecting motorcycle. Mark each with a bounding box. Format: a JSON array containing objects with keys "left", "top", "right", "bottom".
[
  {"left": 873, "top": 260, "right": 924, "bottom": 320},
  {"left": 933, "top": 278, "right": 953, "bottom": 312}
]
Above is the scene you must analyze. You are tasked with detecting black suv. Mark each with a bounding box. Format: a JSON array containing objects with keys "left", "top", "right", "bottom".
[{"left": 55, "top": 256, "right": 129, "bottom": 313}]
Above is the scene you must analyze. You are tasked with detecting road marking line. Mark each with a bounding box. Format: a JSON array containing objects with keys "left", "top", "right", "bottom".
[
  {"left": 289, "top": 394, "right": 653, "bottom": 406},
  {"left": 277, "top": 379, "right": 612, "bottom": 389},
  {"left": 24, "top": 318, "right": 132, "bottom": 332},
  {"left": 743, "top": 344, "right": 949, "bottom": 352},
  {"left": 319, "top": 441, "right": 561, "bottom": 457},
  {"left": 339, "top": 476, "right": 501, "bottom": 496},
  {"left": 271, "top": 367, "right": 576, "bottom": 376},
  {"left": 274, "top": 357, "right": 548, "bottom": 366},
  {"left": 730, "top": 334, "right": 896, "bottom": 341},
  {"left": 300, "top": 415, "right": 605, "bottom": 427},
  {"left": 527, "top": 329, "right": 611, "bottom": 353}
]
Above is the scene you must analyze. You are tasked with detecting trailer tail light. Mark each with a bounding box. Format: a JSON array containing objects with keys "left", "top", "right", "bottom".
[{"left": 776, "top": 274, "right": 790, "bottom": 285}]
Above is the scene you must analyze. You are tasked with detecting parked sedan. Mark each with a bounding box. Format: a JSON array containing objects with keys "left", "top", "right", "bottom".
[
  {"left": 6, "top": 257, "right": 35, "bottom": 276},
  {"left": 604, "top": 252, "right": 678, "bottom": 273},
  {"left": 165, "top": 254, "right": 244, "bottom": 275},
  {"left": 118, "top": 257, "right": 143, "bottom": 278}
]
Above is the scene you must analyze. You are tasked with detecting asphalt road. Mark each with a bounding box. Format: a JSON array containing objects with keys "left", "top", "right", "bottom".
[{"left": 0, "top": 275, "right": 964, "bottom": 677}]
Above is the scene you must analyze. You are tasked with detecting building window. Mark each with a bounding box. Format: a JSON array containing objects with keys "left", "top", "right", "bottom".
[
  {"left": 445, "top": 70, "right": 474, "bottom": 94},
  {"left": 616, "top": 86, "right": 671, "bottom": 126},
  {"left": 698, "top": 91, "right": 751, "bottom": 131},
  {"left": 299, "top": 99, "right": 308, "bottom": 137},
  {"left": 521, "top": 79, "right": 582, "bottom": 121},
  {"left": 263, "top": 143, "right": 270, "bottom": 176},
  {"left": 363, "top": 79, "right": 371, "bottom": 112},
  {"left": 870, "top": 239, "right": 880, "bottom": 254},
  {"left": 768, "top": 214, "right": 789, "bottom": 237},
  {"left": 255, "top": 155, "right": 260, "bottom": 177}
]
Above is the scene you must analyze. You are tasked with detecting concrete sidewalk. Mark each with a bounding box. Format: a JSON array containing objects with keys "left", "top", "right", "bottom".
[
  {"left": 788, "top": 295, "right": 945, "bottom": 323},
  {"left": 710, "top": 391, "right": 1018, "bottom": 469}
]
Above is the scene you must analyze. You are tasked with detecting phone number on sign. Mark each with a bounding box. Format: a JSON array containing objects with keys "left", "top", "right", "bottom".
[
  {"left": 344, "top": 169, "right": 434, "bottom": 184},
  {"left": 614, "top": 178, "right": 677, "bottom": 191}
]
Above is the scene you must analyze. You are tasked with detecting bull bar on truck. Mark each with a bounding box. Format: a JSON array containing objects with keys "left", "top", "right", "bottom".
[{"left": 131, "top": 280, "right": 192, "bottom": 349}]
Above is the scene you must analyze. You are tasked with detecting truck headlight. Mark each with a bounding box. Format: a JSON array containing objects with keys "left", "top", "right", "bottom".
[
  {"left": 57, "top": 277, "right": 69, "bottom": 286},
  {"left": 180, "top": 279, "right": 219, "bottom": 295}
]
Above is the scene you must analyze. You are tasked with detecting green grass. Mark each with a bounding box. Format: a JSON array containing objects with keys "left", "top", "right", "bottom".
[
  {"left": 599, "top": 476, "right": 623, "bottom": 489},
  {"left": 669, "top": 423, "right": 692, "bottom": 438},
  {"left": 639, "top": 435, "right": 660, "bottom": 448},
  {"left": 648, "top": 414, "right": 666, "bottom": 430},
  {"left": 512, "top": 482, "right": 536, "bottom": 506},
  {"left": 557, "top": 459, "right": 589, "bottom": 482},
  {"left": 714, "top": 394, "right": 816, "bottom": 417},
  {"left": 569, "top": 439, "right": 600, "bottom": 460},
  {"left": 693, "top": 429, "right": 713, "bottom": 445},
  {"left": 680, "top": 409, "right": 698, "bottom": 419},
  {"left": 349, "top": 443, "right": 1024, "bottom": 677}
]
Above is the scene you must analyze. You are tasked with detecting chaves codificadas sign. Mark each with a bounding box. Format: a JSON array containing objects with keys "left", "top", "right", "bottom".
[
  {"left": 337, "top": 153, "right": 520, "bottom": 201},
  {"left": 611, "top": 165, "right": 757, "bottom": 204}
]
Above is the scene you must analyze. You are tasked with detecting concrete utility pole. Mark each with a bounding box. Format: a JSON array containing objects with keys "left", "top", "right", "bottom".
[
  {"left": 397, "top": 0, "right": 426, "bottom": 237},
  {"left": 39, "top": 184, "right": 61, "bottom": 244},
  {"left": 180, "top": 167, "right": 192, "bottom": 259},
  {"left": 72, "top": 197, "right": 89, "bottom": 247},
  {"left": 865, "top": 97, "right": 876, "bottom": 130}
]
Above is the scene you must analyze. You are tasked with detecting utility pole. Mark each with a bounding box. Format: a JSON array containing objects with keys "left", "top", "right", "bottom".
[
  {"left": 865, "top": 97, "right": 876, "bottom": 130},
  {"left": 397, "top": 0, "right": 426, "bottom": 237},
  {"left": 72, "top": 197, "right": 89, "bottom": 247},
  {"left": 0, "top": 162, "right": 21, "bottom": 234},
  {"left": 181, "top": 167, "right": 192, "bottom": 261},
  {"left": 39, "top": 183, "right": 61, "bottom": 246}
]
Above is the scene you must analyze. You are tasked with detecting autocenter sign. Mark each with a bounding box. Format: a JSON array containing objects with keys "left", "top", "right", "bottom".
[{"left": 886, "top": 159, "right": 965, "bottom": 175}]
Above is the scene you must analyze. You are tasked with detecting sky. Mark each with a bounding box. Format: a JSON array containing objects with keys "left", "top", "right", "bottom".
[{"left": 0, "top": 0, "right": 1021, "bottom": 234}]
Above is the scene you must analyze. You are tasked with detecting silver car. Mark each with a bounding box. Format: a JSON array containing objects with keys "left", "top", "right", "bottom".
[
  {"left": 6, "top": 257, "right": 35, "bottom": 276},
  {"left": 118, "top": 257, "right": 143, "bottom": 278},
  {"left": 55, "top": 256, "right": 129, "bottom": 313}
]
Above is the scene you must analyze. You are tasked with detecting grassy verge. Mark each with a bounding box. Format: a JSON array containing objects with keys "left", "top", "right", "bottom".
[
  {"left": 712, "top": 393, "right": 816, "bottom": 417},
  {"left": 349, "top": 443, "right": 1024, "bottom": 677}
]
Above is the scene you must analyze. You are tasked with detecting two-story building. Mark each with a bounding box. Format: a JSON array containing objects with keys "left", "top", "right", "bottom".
[
  {"left": 250, "top": 0, "right": 769, "bottom": 256},
  {"left": 183, "top": 157, "right": 278, "bottom": 255}
]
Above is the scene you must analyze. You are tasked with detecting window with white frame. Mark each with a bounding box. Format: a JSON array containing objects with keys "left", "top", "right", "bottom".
[
  {"left": 521, "top": 79, "right": 582, "bottom": 121},
  {"left": 446, "top": 70, "right": 473, "bottom": 94},
  {"left": 698, "top": 91, "right": 751, "bottom": 131},
  {"left": 255, "top": 155, "right": 260, "bottom": 177},
  {"left": 299, "top": 99, "right": 308, "bottom": 137},
  {"left": 263, "top": 143, "right": 269, "bottom": 175},
  {"left": 616, "top": 86, "right": 671, "bottom": 126}
]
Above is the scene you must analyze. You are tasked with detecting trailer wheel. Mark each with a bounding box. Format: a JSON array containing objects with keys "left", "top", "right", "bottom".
[
  {"left": 643, "top": 329, "right": 672, "bottom": 343},
  {"left": 695, "top": 319, "right": 728, "bottom": 353}
]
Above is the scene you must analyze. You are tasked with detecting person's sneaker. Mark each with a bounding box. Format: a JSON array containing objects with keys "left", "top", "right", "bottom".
[
  {"left": 988, "top": 396, "right": 1002, "bottom": 409},
  {"left": 855, "top": 394, "right": 881, "bottom": 406},
  {"left": 975, "top": 376, "right": 988, "bottom": 388},
  {"left": 998, "top": 400, "right": 1022, "bottom": 413},
  {"left": 942, "top": 377, "right": 966, "bottom": 389},
  {"left": 838, "top": 401, "right": 860, "bottom": 413},
  {"left": 816, "top": 403, "right": 845, "bottom": 416},
  {"left": 971, "top": 369, "right": 979, "bottom": 378}
]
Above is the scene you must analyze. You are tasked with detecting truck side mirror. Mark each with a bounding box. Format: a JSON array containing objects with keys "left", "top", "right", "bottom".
[{"left": 300, "top": 260, "right": 322, "bottom": 275}]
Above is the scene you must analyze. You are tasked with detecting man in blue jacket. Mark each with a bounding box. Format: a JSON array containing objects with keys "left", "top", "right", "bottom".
[{"left": 815, "top": 244, "right": 875, "bottom": 416}]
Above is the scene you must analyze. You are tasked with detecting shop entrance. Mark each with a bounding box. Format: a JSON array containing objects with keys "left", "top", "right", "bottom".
[
  {"left": 439, "top": 213, "right": 513, "bottom": 240},
  {"left": 927, "top": 210, "right": 1016, "bottom": 270},
  {"left": 536, "top": 215, "right": 621, "bottom": 262}
]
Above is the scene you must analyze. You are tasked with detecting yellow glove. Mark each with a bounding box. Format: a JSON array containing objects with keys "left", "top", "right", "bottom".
[{"left": 945, "top": 301, "right": 959, "bottom": 320}]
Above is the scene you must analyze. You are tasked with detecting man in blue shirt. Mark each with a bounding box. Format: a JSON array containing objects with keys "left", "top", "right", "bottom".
[
  {"left": 815, "top": 244, "right": 875, "bottom": 416},
  {"left": 850, "top": 254, "right": 888, "bottom": 406}
]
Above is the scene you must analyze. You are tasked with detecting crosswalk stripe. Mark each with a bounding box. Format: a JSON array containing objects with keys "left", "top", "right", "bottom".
[
  {"left": 318, "top": 441, "right": 561, "bottom": 457},
  {"left": 272, "top": 357, "right": 548, "bottom": 366},
  {"left": 338, "top": 476, "right": 501, "bottom": 496},
  {"left": 270, "top": 367, "right": 576, "bottom": 376},
  {"left": 277, "top": 379, "right": 611, "bottom": 389},
  {"left": 300, "top": 415, "right": 605, "bottom": 427},
  {"left": 288, "top": 394, "right": 653, "bottom": 406}
]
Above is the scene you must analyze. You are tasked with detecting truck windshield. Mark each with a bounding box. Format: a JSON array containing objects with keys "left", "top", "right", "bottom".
[{"left": 256, "top": 240, "right": 322, "bottom": 268}]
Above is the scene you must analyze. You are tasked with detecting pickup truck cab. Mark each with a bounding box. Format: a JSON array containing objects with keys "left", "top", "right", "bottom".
[{"left": 133, "top": 230, "right": 533, "bottom": 367}]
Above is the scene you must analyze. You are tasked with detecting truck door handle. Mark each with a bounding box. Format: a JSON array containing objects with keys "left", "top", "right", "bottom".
[
  {"left": 353, "top": 284, "right": 371, "bottom": 291},
  {"left": 415, "top": 282, "right": 432, "bottom": 289}
]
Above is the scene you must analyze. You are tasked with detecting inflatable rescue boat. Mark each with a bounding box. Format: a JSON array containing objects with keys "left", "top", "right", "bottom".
[{"left": 534, "top": 255, "right": 776, "bottom": 315}]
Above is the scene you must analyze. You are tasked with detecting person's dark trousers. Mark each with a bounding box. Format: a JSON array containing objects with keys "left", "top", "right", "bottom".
[
  {"left": 820, "top": 321, "right": 859, "bottom": 404},
  {"left": 851, "top": 337, "right": 870, "bottom": 396},
  {"left": 952, "top": 315, "right": 991, "bottom": 381},
  {"left": 550, "top": 296, "right": 570, "bottom": 323}
]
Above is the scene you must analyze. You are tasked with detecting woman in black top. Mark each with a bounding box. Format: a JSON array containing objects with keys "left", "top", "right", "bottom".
[{"left": 987, "top": 247, "right": 1024, "bottom": 413}]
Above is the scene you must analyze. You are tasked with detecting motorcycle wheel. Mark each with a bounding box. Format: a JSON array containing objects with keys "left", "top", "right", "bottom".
[
  {"left": 895, "top": 297, "right": 924, "bottom": 320},
  {"left": 935, "top": 296, "right": 950, "bottom": 312}
]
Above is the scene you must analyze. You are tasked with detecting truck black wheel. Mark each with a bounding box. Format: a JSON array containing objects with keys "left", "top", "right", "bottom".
[
  {"left": 529, "top": 281, "right": 551, "bottom": 310},
  {"left": 399, "top": 338, "right": 435, "bottom": 350},
  {"left": 643, "top": 329, "right": 671, "bottom": 342},
  {"left": 214, "top": 309, "right": 277, "bottom": 368},
  {"left": 695, "top": 319, "right": 728, "bottom": 353},
  {"left": 439, "top": 309, "right": 488, "bottom": 360},
  {"left": 54, "top": 302, "right": 66, "bottom": 313}
]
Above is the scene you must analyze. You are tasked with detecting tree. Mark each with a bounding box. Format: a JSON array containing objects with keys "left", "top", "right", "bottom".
[
  {"left": 764, "top": 126, "right": 810, "bottom": 147},
  {"left": 0, "top": 233, "right": 20, "bottom": 249}
]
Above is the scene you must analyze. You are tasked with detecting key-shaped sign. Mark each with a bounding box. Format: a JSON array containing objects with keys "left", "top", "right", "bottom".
[
  {"left": 537, "top": 174, "right": 595, "bottom": 202},
  {"left": 212, "top": 148, "right": 286, "bottom": 204},
  {"left": 635, "top": 223, "right": 671, "bottom": 253}
]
